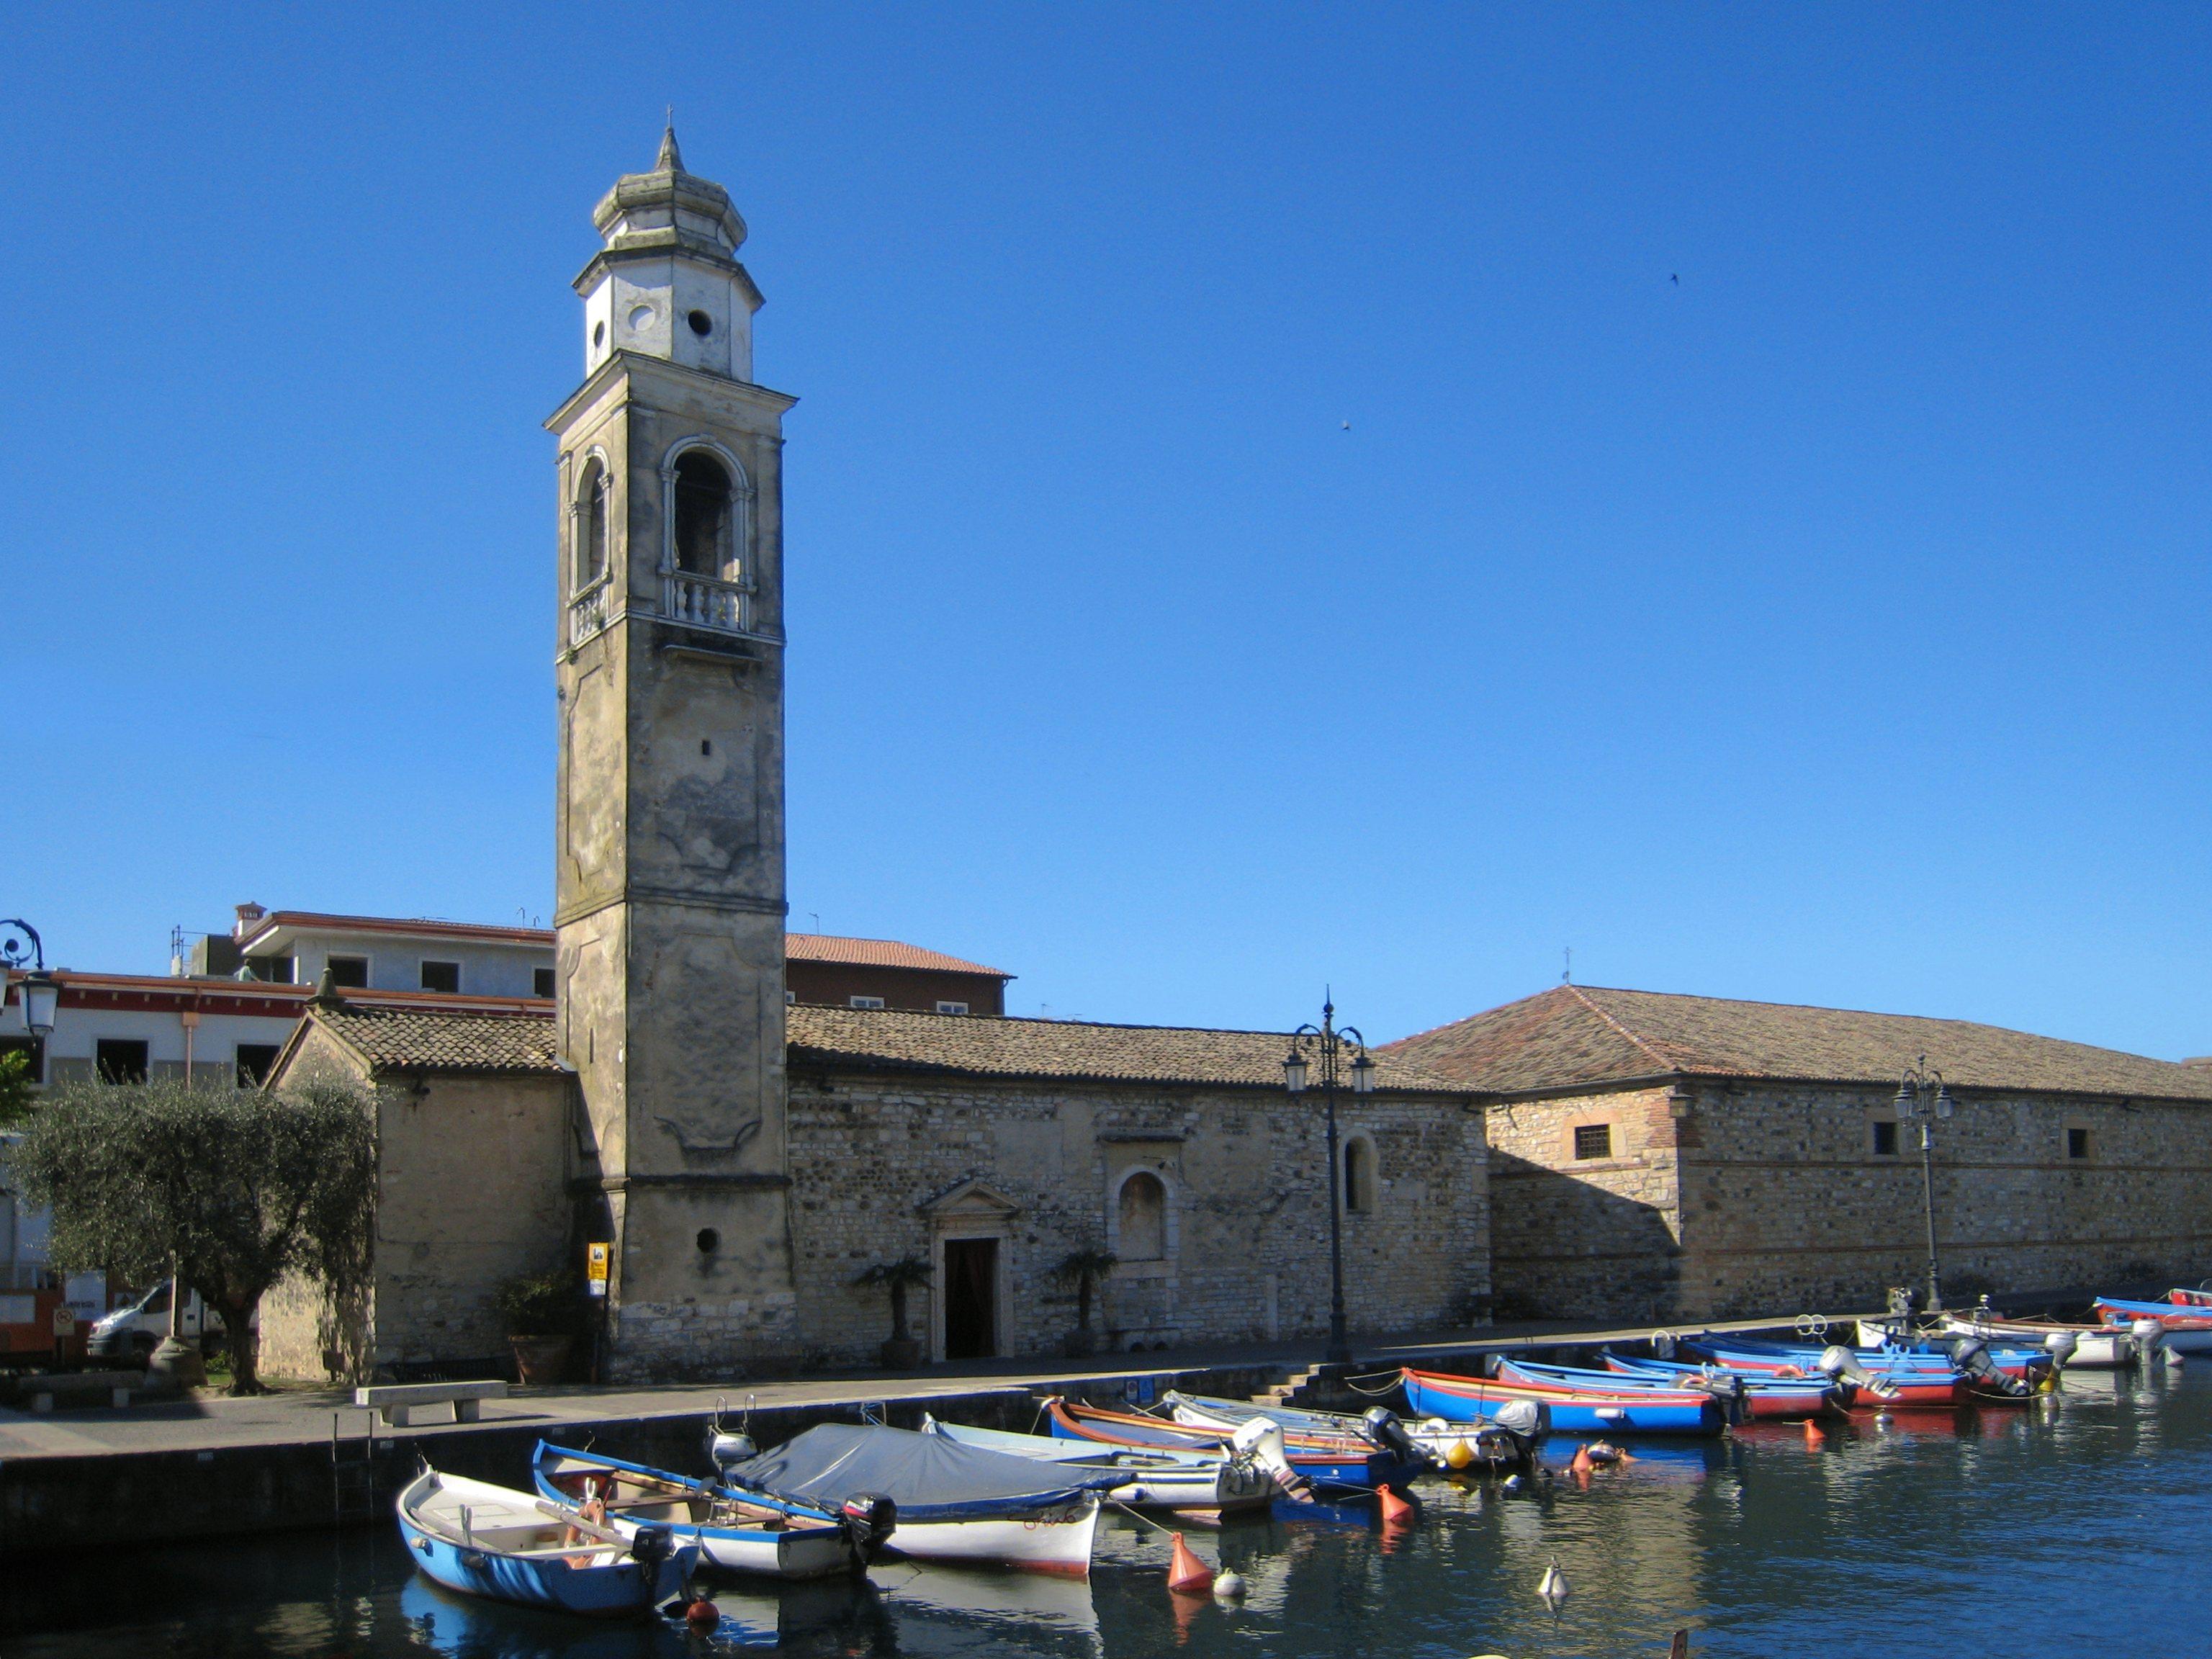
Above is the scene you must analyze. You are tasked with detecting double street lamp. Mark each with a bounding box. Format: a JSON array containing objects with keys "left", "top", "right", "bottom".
[
  {"left": 1893, "top": 1058, "right": 1957, "bottom": 1313},
  {"left": 1282, "top": 997, "right": 1375, "bottom": 1365}
]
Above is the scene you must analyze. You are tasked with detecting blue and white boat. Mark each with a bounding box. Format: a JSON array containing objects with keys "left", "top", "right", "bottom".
[
  {"left": 1401, "top": 1365, "right": 1726, "bottom": 1437},
  {"left": 531, "top": 1441, "right": 889, "bottom": 1579},
  {"left": 395, "top": 1466, "right": 696, "bottom": 1617}
]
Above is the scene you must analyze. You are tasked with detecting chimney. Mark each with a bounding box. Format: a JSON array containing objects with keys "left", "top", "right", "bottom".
[{"left": 233, "top": 902, "right": 266, "bottom": 940}]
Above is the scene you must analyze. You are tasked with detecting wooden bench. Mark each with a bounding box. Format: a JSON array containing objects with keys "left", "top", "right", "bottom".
[
  {"left": 24, "top": 1371, "right": 140, "bottom": 1413},
  {"left": 354, "top": 1380, "right": 508, "bottom": 1427}
]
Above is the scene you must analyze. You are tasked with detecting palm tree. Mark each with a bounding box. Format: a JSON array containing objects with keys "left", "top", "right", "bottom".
[
  {"left": 1051, "top": 1248, "right": 1118, "bottom": 1356},
  {"left": 854, "top": 1255, "right": 932, "bottom": 1366}
]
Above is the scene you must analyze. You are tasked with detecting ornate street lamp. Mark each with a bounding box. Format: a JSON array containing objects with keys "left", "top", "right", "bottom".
[
  {"left": 1282, "top": 994, "right": 1375, "bottom": 1364},
  {"left": 1894, "top": 1058, "right": 1956, "bottom": 1313},
  {"left": 1, "top": 919, "right": 58, "bottom": 1043}
]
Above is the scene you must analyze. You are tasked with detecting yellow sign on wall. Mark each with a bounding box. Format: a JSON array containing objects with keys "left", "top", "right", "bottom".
[{"left": 586, "top": 1241, "right": 611, "bottom": 1298}]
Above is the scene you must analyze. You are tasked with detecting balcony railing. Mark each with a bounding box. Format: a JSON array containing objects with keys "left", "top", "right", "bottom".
[
  {"left": 567, "top": 581, "right": 612, "bottom": 649},
  {"left": 665, "top": 570, "right": 753, "bottom": 636}
]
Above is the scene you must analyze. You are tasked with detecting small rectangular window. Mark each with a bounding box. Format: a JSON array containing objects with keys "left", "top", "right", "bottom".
[
  {"left": 1873, "top": 1120, "right": 1898, "bottom": 1156},
  {"left": 248, "top": 955, "right": 295, "bottom": 984},
  {"left": 534, "top": 967, "right": 557, "bottom": 999},
  {"left": 935, "top": 1000, "right": 969, "bottom": 1015},
  {"left": 325, "top": 956, "right": 369, "bottom": 989},
  {"left": 1572, "top": 1123, "right": 1612, "bottom": 1161},
  {"left": 848, "top": 995, "right": 886, "bottom": 1010},
  {"left": 2067, "top": 1127, "right": 2090, "bottom": 1161},
  {"left": 420, "top": 961, "right": 461, "bottom": 994},
  {"left": 235, "top": 1044, "right": 281, "bottom": 1087},
  {"left": 96, "top": 1039, "right": 150, "bottom": 1084}
]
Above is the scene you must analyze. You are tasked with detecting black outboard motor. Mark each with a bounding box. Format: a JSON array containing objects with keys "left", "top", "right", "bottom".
[
  {"left": 1685, "top": 1368, "right": 1748, "bottom": 1424},
  {"left": 1949, "top": 1336, "right": 2030, "bottom": 1398},
  {"left": 1361, "top": 1405, "right": 1425, "bottom": 1466},
  {"left": 629, "top": 1524, "right": 675, "bottom": 1568},
  {"left": 837, "top": 1493, "right": 897, "bottom": 1566}
]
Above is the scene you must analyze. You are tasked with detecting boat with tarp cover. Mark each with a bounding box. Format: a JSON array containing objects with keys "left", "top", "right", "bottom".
[
  {"left": 716, "top": 1423, "right": 1117, "bottom": 1575},
  {"left": 920, "top": 1414, "right": 1274, "bottom": 1517}
]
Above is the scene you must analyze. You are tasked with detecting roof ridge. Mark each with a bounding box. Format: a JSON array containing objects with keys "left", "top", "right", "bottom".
[
  {"left": 1563, "top": 983, "right": 1685, "bottom": 1074},
  {"left": 804, "top": 1004, "right": 1299, "bottom": 1040}
]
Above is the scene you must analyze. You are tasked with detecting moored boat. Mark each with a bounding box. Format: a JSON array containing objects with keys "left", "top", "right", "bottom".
[
  {"left": 1596, "top": 1352, "right": 1840, "bottom": 1418},
  {"left": 2095, "top": 1295, "right": 2212, "bottom": 1354},
  {"left": 1043, "top": 1396, "right": 1424, "bottom": 1493},
  {"left": 1906, "top": 1314, "right": 2135, "bottom": 1369},
  {"left": 920, "top": 1414, "right": 1274, "bottom": 1516},
  {"left": 531, "top": 1442, "right": 887, "bottom": 1579},
  {"left": 1157, "top": 1391, "right": 1460, "bottom": 1468},
  {"left": 719, "top": 1423, "right": 1112, "bottom": 1575},
  {"left": 1401, "top": 1366, "right": 1726, "bottom": 1437},
  {"left": 396, "top": 1466, "right": 697, "bottom": 1617}
]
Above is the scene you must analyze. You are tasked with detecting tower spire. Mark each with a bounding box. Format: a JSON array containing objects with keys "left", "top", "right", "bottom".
[{"left": 656, "top": 116, "right": 683, "bottom": 174}]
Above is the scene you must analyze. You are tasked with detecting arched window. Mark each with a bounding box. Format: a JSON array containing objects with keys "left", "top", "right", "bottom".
[
  {"left": 1117, "top": 1172, "right": 1166, "bottom": 1262},
  {"left": 575, "top": 459, "right": 610, "bottom": 588},
  {"left": 1343, "top": 1138, "right": 1376, "bottom": 1213},
  {"left": 673, "top": 451, "right": 733, "bottom": 577}
]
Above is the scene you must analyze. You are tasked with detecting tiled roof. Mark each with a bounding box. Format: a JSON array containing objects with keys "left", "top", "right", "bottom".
[
  {"left": 787, "top": 1004, "right": 1464, "bottom": 1092},
  {"left": 784, "top": 934, "right": 1011, "bottom": 979},
  {"left": 240, "top": 911, "right": 555, "bottom": 948},
  {"left": 308, "top": 1004, "right": 566, "bottom": 1076},
  {"left": 1382, "top": 984, "right": 2212, "bottom": 1103}
]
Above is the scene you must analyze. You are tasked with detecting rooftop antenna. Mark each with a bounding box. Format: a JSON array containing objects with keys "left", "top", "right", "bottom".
[{"left": 1562, "top": 947, "right": 1572, "bottom": 985}]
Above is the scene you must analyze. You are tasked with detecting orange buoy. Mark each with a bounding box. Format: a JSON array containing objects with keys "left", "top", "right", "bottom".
[
  {"left": 1167, "top": 1532, "right": 1214, "bottom": 1593},
  {"left": 685, "top": 1598, "right": 719, "bottom": 1630},
  {"left": 1569, "top": 1444, "right": 1595, "bottom": 1476},
  {"left": 1804, "top": 1418, "right": 1827, "bottom": 1446},
  {"left": 1377, "top": 1483, "right": 1416, "bottom": 1525}
]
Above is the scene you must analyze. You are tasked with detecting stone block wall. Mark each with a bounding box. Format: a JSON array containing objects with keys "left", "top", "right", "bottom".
[
  {"left": 1483, "top": 1086, "right": 1686, "bottom": 1321},
  {"left": 786, "top": 1067, "right": 1488, "bottom": 1365}
]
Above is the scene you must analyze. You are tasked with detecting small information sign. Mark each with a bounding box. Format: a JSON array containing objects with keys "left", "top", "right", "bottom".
[
  {"left": 586, "top": 1241, "right": 610, "bottom": 1298},
  {"left": 51, "top": 1305, "right": 76, "bottom": 1338}
]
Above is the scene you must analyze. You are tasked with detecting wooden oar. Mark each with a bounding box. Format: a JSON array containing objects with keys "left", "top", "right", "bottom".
[{"left": 533, "top": 1499, "right": 629, "bottom": 1547}]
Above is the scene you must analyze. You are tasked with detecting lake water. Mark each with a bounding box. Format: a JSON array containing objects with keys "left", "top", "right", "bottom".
[{"left": 8, "top": 1364, "right": 2207, "bottom": 1658}]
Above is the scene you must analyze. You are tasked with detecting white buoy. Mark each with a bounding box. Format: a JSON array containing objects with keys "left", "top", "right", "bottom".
[
  {"left": 2166, "top": 1344, "right": 2188, "bottom": 1369},
  {"left": 1537, "top": 1560, "right": 1568, "bottom": 1605},
  {"left": 1213, "top": 1569, "right": 1247, "bottom": 1599}
]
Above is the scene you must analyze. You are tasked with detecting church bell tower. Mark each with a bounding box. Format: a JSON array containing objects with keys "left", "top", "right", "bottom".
[{"left": 548, "top": 130, "right": 796, "bottom": 1377}]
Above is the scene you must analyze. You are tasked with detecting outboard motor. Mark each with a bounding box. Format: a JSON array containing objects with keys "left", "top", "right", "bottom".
[
  {"left": 1816, "top": 1343, "right": 1896, "bottom": 1404},
  {"left": 2042, "top": 1330, "right": 2080, "bottom": 1370},
  {"left": 1231, "top": 1416, "right": 1311, "bottom": 1502},
  {"left": 2131, "top": 1318, "right": 2164, "bottom": 1366},
  {"left": 1491, "top": 1396, "right": 1548, "bottom": 1446},
  {"left": 1950, "top": 1336, "right": 2029, "bottom": 1398},
  {"left": 706, "top": 1429, "right": 757, "bottom": 1476},
  {"left": 1360, "top": 1405, "right": 1426, "bottom": 1466},
  {"left": 628, "top": 1524, "right": 675, "bottom": 1568},
  {"left": 837, "top": 1493, "right": 897, "bottom": 1565}
]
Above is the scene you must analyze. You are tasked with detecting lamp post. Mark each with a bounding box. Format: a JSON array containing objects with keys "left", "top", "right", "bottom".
[
  {"left": 1, "top": 920, "right": 58, "bottom": 1046},
  {"left": 1282, "top": 995, "right": 1375, "bottom": 1365},
  {"left": 1893, "top": 1058, "right": 1956, "bottom": 1313}
]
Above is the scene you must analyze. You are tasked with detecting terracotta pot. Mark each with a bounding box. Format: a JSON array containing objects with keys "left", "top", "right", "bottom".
[
  {"left": 511, "top": 1334, "right": 573, "bottom": 1385},
  {"left": 880, "top": 1336, "right": 923, "bottom": 1370}
]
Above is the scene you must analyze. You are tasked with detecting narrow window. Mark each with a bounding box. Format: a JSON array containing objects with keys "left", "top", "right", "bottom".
[
  {"left": 235, "top": 1044, "right": 280, "bottom": 1087},
  {"left": 935, "top": 1000, "right": 969, "bottom": 1015},
  {"left": 848, "top": 994, "right": 885, "bottom": 1010},
  {"left": 576, "top": 460, "right": 611, "bottom": 587},
  {"left": 673, "top": 451, "right": 732, "bottom": 577},
  {"left": 1118, "top": 1172, "right": 1167, "bottom": 1261},
  {"left": 325, "top": 956, "right": 369, "bottom": 989},
  {"left": 1573, "top": 1123, "right": 1613, "bottom": 1161},
  {"left": 420, "top": 961, "right": 461, "bottom": 994},
  {"left": 1873, "top": 1120, "right": 1898, "bottom": 1156},
  {"left": 534, "top": 967, "right": 557, "bottom": 999},
  {"left": 2067, "top": 1128, "right": 2090, "bottom": 1161},
  {"left": 248, "top": 955, "right": 295, "bottom": 984},
  {"left": 95, "top": 1039, "right": 150, "bottom": 1085},
  {"left": 1343, "top": 1138, "right": 1376, "bottom": 1213}
]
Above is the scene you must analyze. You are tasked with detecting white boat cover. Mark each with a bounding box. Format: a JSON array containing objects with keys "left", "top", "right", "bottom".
[{"left": 727, "top": 1424, "right": 1122, "bottom": 1521}]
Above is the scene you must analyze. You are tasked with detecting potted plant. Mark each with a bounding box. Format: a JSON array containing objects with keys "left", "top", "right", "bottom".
[
  {"left": 495, "top": 1269, "right": 583, "bottom": 1384},
  {"left": 853, "top": 1255, "right": 932, "bottom": 1370},
  {"left": 1051, "top": 1248, "right": 1118, "bottom": 1358}
]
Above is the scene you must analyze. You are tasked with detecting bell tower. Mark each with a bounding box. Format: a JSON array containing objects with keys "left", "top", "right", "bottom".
[{"left": 548, "top": 130, "right": 797, "bottom": 1377}]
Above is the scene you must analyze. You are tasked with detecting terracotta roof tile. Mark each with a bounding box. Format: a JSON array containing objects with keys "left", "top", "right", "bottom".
[
  {"left": 783, "top": 934, "right": 1011, "bottom": 978},
  {"left": 1383, "top": 984, "right": 2212, "bottom": 1102},
  {"left": 311, "top": 1004, "right": 566, "bottom": 1076}
]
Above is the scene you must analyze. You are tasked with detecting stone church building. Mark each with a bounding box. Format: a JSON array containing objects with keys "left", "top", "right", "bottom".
[{"left": 261, "top": 134, "right": 1490, "bottom": 1382}]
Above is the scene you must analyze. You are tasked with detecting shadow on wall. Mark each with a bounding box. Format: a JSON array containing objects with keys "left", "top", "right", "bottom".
[{"left": 1486, "top": 1149, "right": 1683, "bottom": 1324}]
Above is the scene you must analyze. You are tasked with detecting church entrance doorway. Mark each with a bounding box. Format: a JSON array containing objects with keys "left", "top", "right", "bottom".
[{"left": 942, "top": 1238, "right": 999, "bottom": 1359}]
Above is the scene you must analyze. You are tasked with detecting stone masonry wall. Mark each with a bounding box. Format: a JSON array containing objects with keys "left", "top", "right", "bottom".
[
  {"left": 786, "top": 1068, "right": 1489, "bottom": 1366},
  {"left": 1483, "top": 1086, "right": 1686, "bottom": 1321}
]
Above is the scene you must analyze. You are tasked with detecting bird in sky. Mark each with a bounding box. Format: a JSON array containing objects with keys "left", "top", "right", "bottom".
[
  {"left": 1671, "top": 273, "right": 1679, "bottom": 284},
  {"left": 1341, "top": 419, "right": 1352, "bottom": 430}
]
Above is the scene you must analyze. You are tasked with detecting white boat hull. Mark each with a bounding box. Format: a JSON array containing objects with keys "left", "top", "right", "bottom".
[
  {"left": 881, "top": 1496, "right": 1101, "bottom": 1576},
  {"left": 1925, "top": 1318, "right": 2136, "bottom": 1368}
]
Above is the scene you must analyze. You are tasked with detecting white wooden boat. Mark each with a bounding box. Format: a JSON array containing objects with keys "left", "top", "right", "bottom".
[
  {"left": 396, "top": 1467, "right": 696, "bottom": 1617},
  {"left": 1928, "top": 1315, "right": 2135, "bottom": 1369},
  {"left": 532, "top": 1441, "right": 884, "bottom": 1579},
  {"left": 921, "top": 1413, "right": 1273, "bottom": 1516}
]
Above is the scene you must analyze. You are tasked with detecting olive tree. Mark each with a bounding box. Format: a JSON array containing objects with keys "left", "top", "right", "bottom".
[{"left": 12, "top": 1077, "right": 375, "bottom": 1394}]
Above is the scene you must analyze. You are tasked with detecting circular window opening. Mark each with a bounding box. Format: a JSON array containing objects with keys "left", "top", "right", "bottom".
[
  {"left": 592, "top": 320, "right": 606, "bottom": 349},
  {"left": 696, "top": 1228, "right": 719, "bottom": 1254},
  {"left": 688, "top": 310, "right": 713, "bottom": 337},
  {"left": 627, "top": 303, "right": 655, "bottom": 331}
]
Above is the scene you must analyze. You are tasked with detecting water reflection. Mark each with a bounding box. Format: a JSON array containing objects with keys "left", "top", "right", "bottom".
[{"left": 6, "top": 1370, "right": 2211, "bottom": 1658}]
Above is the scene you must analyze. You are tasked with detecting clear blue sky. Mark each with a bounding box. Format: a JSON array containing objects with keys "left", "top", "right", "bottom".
[{"left": 6, "top": 5, "right": 2211, "bottom": 1055}]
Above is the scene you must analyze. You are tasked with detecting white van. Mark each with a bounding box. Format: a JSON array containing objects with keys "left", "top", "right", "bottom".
[{"left": 86, "top": 1280, "right": 217, "bottom": 1363}]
